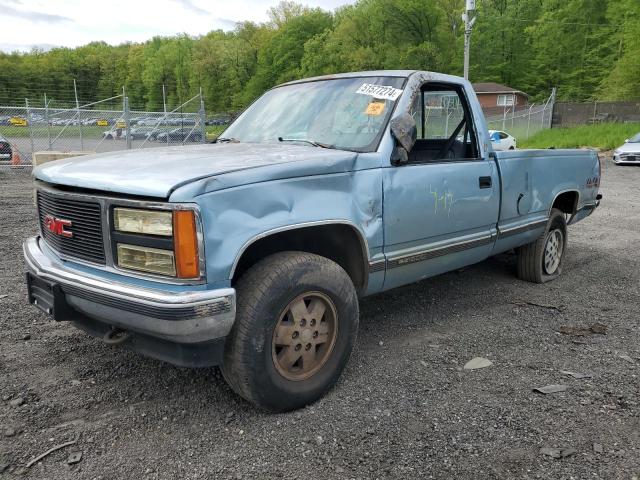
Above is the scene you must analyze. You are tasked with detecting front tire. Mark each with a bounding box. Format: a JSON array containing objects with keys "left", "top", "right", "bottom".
[
  {"left": 221, "top": 252, "right": 359, "bottom": 412},
  {"left": 517, "top": 208, "right": 567, "bottom": 283}
]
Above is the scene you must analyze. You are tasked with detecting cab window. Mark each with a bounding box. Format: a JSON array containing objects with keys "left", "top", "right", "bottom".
[{"left": 407, "top": 83, "right": 479, "bottom": 163}]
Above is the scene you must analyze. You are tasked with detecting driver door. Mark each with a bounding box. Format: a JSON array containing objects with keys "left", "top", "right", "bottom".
[{"left": 382, "top": 81, "right": 500, "bottom": 290}]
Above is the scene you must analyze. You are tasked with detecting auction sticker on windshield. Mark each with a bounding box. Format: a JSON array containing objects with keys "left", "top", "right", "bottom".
[
  {"left": 365, "top": 102, "right": 385, "bottom": 116},
  {"left": 356, "top": 83, "right": 403, "bottom": 101}
]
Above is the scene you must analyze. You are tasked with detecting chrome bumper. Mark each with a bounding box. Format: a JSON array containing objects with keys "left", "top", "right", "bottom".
[{"left": 24, "top": 236, "right": 236, "bottom": 344}]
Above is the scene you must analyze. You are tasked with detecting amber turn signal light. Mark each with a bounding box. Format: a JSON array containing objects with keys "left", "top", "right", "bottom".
[{"left": 173, "top": 210, "right": 200, "bottom": 279}]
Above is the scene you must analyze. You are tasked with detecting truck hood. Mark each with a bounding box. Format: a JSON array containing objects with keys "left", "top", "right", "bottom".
[{"left": 34, "top": 143, "right": 358, "bottom": 198}]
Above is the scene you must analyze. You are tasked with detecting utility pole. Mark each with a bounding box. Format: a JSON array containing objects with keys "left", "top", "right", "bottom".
[
  {"left": 73, "top": 78, "right": 83, "bottom": 150},
  {"left": 462, "top": 0, "right": 477, "bottom": 81}
]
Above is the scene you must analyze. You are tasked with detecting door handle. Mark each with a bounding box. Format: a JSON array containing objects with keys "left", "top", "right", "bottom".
[{"left": 479, "top": 176, "right": 492, "bottom": 189}]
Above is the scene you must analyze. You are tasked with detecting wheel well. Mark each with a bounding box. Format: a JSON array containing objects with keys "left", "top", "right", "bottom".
[
  {"left": 552, "top": 191, "right": 579, "bottom": 214},
  {"left": 231, "top": 224, "right": 368, "bottom": 295}
]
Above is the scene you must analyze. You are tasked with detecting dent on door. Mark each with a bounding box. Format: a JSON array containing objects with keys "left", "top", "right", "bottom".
[
  {"left": 493, "top": 155, "right": 547, "bottom": 254},
  {"left": 517, "top": 171, "right": 533, "bottom": 214}
]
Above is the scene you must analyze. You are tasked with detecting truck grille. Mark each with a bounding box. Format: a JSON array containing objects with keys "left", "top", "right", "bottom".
[{"left": 37, "top": 190, "right": 106, "bottom": 264}]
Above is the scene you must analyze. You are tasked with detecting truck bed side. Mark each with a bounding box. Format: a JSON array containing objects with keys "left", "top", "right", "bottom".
[{"left": 492, "top": 148, "right": 600, "bottom": 254}]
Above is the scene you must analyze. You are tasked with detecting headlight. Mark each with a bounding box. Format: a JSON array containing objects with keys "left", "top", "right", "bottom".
[
  {"left": 113, "top": 208, "right": 201, "bottom": 279},
  {"left": 117, "top": 244, "right": 176, "bottom": 276},
  {"left": 114, "top": 208, "right": 172, "bottom": 236}
]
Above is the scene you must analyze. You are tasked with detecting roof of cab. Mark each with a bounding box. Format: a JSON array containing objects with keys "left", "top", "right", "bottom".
[
  {"left": 278, "top": 70, "right": 418, "bottom": 87},
  {"left": 276, "top": 70, "right": 473, "bottom": 90}
]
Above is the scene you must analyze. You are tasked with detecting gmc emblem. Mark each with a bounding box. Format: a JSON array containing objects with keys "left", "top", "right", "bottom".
[{"left": 44, "top": 214, "right": 73, "bottom": 238}]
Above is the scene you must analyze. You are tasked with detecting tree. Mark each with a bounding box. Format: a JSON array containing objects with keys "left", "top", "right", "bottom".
[
  {"left": 0, "top": 0, "right": 635, "bottom": 110},
  {"left": 597, "top": 0, "right": 640, "bottom": 100}
]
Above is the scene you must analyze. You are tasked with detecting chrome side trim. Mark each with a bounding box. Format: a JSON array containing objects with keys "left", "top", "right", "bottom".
[
  {"left": 228, "top": 219, "right": 371, "bottom": 279},
  {"left": 368, "top": 259, "right": 386, "bottom": 273},
  {"left": 497, "top": 218, "right": 548, "bottom": 238},
  {"left": 35, "top": 182, "right": 206, "bottom": 286},
  {"left": 385, "top": 233, "right": 495, "bottom": 270}
]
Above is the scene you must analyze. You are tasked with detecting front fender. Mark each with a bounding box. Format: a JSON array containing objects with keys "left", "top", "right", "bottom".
[{"left": 191, "top": 170, "right": 384, "bottom": 284}]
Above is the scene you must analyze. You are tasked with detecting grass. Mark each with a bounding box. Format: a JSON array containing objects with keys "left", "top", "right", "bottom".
[
  {"left": 519, "top": 122, "right": 640, "bottom": 150},
  {"left": 0, "top": 125, "right": 108, "bottom": 139},
  {"left": 205, "top": 125, "right": 226, "bottom": 141}
]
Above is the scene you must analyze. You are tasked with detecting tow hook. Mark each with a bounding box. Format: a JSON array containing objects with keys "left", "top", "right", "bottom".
[{"left": 103, "top": 328, "right": 131, "bottom": 345}]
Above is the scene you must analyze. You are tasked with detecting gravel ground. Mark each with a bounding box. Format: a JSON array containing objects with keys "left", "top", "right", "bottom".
[{"left": 0, "top": 158, "right": 638, "bottom": 479}]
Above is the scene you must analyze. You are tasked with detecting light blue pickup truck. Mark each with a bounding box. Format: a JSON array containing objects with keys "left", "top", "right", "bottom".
[{"left": 24, "top": 71, "right": 601, "bottom": 411}]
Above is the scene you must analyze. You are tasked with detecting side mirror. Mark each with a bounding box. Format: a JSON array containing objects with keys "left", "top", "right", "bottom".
[
  {"left": 390, "top": 113, "right": 417, "bottom": 152},
  {"left": 624, "top": 138, "right": 629, "bottom": 143}
]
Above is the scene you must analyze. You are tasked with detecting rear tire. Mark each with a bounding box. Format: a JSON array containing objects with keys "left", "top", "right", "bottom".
[
  {"left": 221, "top": 252, "right": 359, "bottom": 412},
  {"left": 517, "top": 208, "right": 567, "bottom": 283}
]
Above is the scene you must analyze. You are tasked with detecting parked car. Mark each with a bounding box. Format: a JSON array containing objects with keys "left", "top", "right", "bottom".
[
  {"left": 206, "top": 116, "right": 231, "bottom": 126},
  {"left": 156, "top": 127, "right": 202, "bottom": 142},
  {"left": 612, "top": 133, "right": 640, "bottom": 165},
  {"left": 102, "top": 127, "right": 124, "bottom": 140},
  {"left": 489, "top": 130, "right": 517, "bottom": 150},
  {"left": 146, "top": 126, "right": 173, "bottom": 140},
  {"left": 24, "top": 70, "right": 601, "bottom": 412},
  {"left": 129, "top": 126, "right": 159, "bottom": 140},
  {"left": 9, "top": 116, "right": 27, "bottom": 127},
  {"left": 129, "top": 116, "right": 148, "bottom": 126},
  {"left": 0, "top": 134, "right": 12, "bottom": 163}
]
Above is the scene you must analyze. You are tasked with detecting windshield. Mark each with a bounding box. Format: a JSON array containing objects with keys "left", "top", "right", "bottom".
[
  {"left": 629, "top": 133, "right": 640, "bottom": 143},
  {"left": 221, "top": 76, "right": 406, "bottom": 152}
]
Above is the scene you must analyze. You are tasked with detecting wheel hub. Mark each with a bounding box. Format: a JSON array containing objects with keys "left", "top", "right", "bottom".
[
  {"left": 272, "top": 291, "right": 338, "bottom": 381},
  {"left": 543, "top": 229, "right": 564, "bottom": 274}
]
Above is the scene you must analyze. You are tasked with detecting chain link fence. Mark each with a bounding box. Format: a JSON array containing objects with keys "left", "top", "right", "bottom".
[
  {"left": 552, "top": 101, "right": 640, "bottom": 127},
  {"left": 484, "top": 92, "right": 555, "bottom": 142},
  {"left": 0, "top": 87, "right": 232, "bottom": 168},
  {"left": 1, "top": 83, "right": 561, "bottom": 169}
]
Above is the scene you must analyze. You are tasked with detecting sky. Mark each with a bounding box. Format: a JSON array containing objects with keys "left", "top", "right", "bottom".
[{"left": 0, "top": 0, "right": 353, "bottom": 53}]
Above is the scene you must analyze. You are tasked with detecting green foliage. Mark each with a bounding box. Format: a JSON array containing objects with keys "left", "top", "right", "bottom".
[
  {"left": 596, "top": 0, "right": 640, "bottom": 100},
  {"left": 0, "top": 0, "right": 638, "bottom": 112},
  {"left": 520, "top": 123, "right": 640, "bottom": 150}
]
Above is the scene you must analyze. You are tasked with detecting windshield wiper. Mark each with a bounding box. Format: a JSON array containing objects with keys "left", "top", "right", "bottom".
[
  {"left": 216, "top": 137, "right": 240, "bottom": 143},
  {"left": 278, "top": 137, "right": 334, "bottom": 149}
]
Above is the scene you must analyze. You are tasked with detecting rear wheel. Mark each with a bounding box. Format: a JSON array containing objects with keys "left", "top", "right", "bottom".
[
  {"left": 517, "top": 208, "right": 567, "bottom": 283},
  {"left": 221, "top": 252, "right": 359, "bottom": 412}
]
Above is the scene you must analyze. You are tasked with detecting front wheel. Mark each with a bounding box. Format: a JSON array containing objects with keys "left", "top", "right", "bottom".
[
  {"left": 517, "top": 208, "right": 567, "bottom": 283},
  {"left": 221, "top": 252, "right": 359, "bottom": 412}
]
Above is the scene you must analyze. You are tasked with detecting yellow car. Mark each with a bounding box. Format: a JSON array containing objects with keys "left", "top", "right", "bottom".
[{"left": 9, "top": 117, "right": 27, "bottom": 127}]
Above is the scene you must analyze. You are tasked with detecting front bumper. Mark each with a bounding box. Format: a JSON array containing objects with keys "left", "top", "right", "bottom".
[
  {"left": 613, "top": 153, "right": 639, "bottom": 164},
  {"left": 24, "top": 236, "right": 236, "bottom": 366}
]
